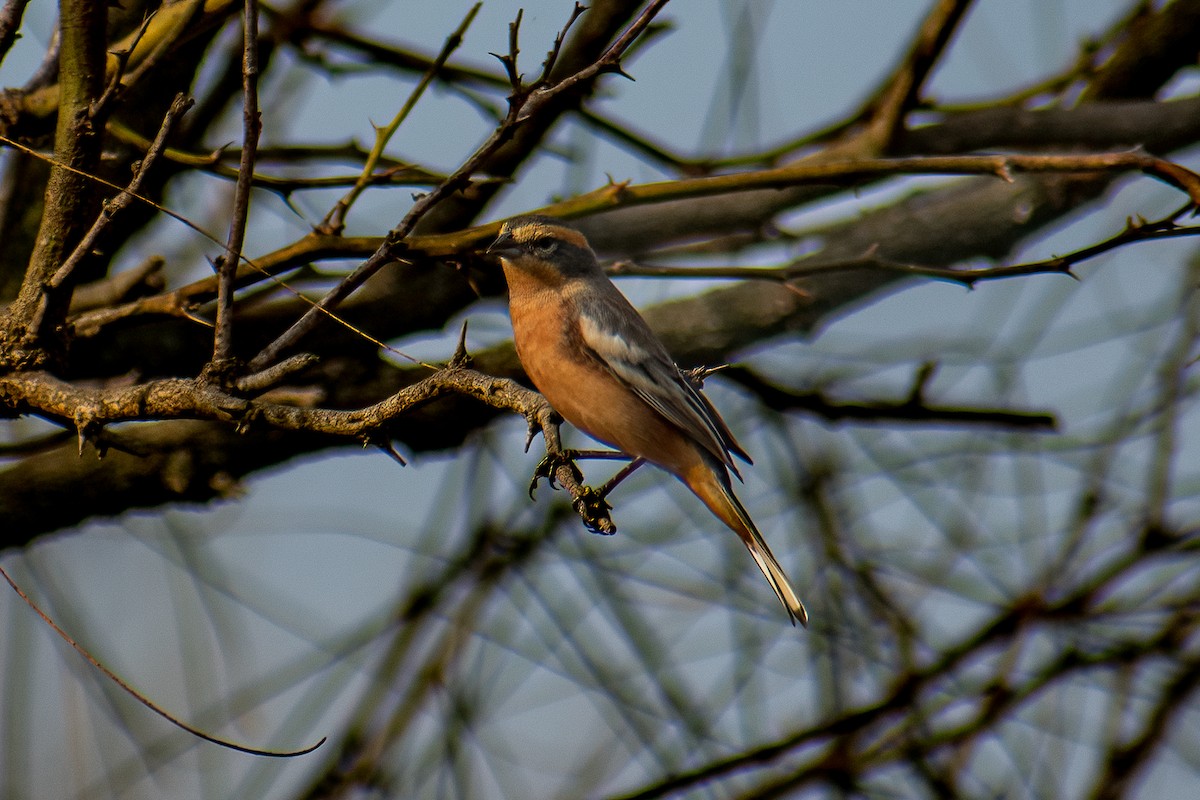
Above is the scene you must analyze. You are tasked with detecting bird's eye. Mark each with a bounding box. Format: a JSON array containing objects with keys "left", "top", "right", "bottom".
[{"left": 531, "top": 236, "right": 558, "bottom": 254}]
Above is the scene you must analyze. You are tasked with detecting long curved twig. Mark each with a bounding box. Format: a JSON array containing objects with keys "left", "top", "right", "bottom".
[{"left": 0, "top": 564, "right": 326, "bottom": 758}]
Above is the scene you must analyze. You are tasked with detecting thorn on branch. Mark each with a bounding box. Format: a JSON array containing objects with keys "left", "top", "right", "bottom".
[
  {"left": 365, "top": 435, "right": 407, "bottom": 467},
  {"left": 906, "top": 362, "right": 937, "bottom": 405},
  {"left": 539, "top": 1, "right": 588, "bottom": 82},
  {"left": 600, "top": 62, "right": 636, "bottom": 81},
  {"left": 450, "top": 320, "right": 473, "bottom": 368},
  {"left": 74, "top": 409, "right": 100, "bottom": 457}
]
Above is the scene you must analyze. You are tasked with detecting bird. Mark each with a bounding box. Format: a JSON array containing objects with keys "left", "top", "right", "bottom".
[{"left": 487, "top": 215, "right": 808, "bottom": 626}]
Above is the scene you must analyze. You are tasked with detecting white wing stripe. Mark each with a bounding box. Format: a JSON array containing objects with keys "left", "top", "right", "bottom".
[{"left": 579, "top": 308, "right": 735, "bottom": 468}]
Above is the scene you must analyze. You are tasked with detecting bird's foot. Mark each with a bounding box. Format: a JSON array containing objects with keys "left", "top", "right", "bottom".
[
  {"left": 529, "top": 450, "right": 584, "bottom": 499},
  {"left": 573, "top": 487, "right": 615, "bottom": 536}
]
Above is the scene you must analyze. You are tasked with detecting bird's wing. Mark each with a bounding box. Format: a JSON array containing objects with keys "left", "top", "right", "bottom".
[{"left": 575, "top": 288, "right": 750, "bottom": 472}]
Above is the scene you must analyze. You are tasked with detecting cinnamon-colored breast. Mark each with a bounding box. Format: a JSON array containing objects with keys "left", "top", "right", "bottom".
[{"left": 506, "top": 277, "right": 704, "bottom": 479}]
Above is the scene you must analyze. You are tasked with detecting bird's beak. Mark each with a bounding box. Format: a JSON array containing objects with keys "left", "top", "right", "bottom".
[{"left": 486, "top": 230, "right": 519, "bottom": 259}]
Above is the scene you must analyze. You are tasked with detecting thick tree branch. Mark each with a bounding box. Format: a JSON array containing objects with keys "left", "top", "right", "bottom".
[
  {"left": 0, "top": 356, "right": 614, "bottom": 539},
  {"left": 0, "top": 0, "right": 106, "bottom": 370}
]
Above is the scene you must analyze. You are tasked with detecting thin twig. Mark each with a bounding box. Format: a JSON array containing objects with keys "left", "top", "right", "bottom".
[
  {"left": 212, "top": 0, "right": 261, "bottom": 365},
  {"left": 538, "top": 2, "right": 587, "bottom": 82},
  {"left": 90, "top": 11, "right": 156, "bottom": 118},
  {"left": 320, "top": 3, "right": 481, "bottom": 234},
  {"left": 0, "top": 564, "right": 326, "bottom": 757},
  {"left": 598, "top": 457, "right": 645, "bottom": 499}
]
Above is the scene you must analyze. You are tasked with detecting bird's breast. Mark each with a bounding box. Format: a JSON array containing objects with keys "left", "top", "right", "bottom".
[{"left": 508, "top": 289, "right": 702, "bottom": 476}]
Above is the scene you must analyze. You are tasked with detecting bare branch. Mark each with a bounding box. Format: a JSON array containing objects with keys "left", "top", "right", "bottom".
[
  {"left": 211, "top": 0, "right": 262, "bottom": 366},
  {"left": 0, "top": 362, "right": 617, "bottom": 534},
  {"left": 319, "top": 3, "right": 482, "bottom": 235},
  {"left": 0, "top": 0, "right": 106, "bottom": 369},
  {"left": 723, "top": 366, "right": 1057, "bottom": 431}
]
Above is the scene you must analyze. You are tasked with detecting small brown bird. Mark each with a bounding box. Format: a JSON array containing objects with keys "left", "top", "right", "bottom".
[{"left": 488, "top": 216, "right": 807, "bottom": 626}]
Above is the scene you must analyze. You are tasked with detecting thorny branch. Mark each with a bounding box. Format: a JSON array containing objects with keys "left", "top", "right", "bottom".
[
  {"left": 0, "top": 353, "right": 616, "bottom": 533},
  {"left": 609, "top": 203, "right": 1200, "bottom": 288},
  {"left": 65, "top": 146, "right": 1200, "bottom": 341},
  {"left": 318, "top": 2, "right": 482, "bottom": 235}
]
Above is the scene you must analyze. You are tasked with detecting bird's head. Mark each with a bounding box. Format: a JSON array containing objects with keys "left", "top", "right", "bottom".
[{"left": 486, "top": 216, "right": 599, "bottom": 284}]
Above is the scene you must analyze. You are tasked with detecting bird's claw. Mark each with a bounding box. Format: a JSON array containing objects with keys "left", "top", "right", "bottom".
[
  {"left": 528, "top": 450, "right": 584, "bottom": 499},
  {"left": 574, "top": 487, "right": 616, "bottom": 535}
]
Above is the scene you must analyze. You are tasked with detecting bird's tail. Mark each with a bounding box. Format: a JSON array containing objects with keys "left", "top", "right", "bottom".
[{"left": 685, "top": 466, "right": 809, "bottom": 627}]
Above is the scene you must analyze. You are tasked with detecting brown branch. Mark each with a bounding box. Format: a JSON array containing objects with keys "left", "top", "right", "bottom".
[
  {"left": 0, "top": 358, "right": 615, "bottom": 534},
  {"left": 544, "top": 150, "right": 1200, "bottom": 220},
  {"left": 211, "top": 0, "right": 262, "bottom": 366},
  {"left": 854, "top": 0, "right": 975, "bottom": 150}
]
